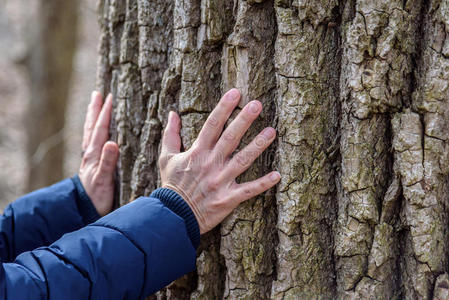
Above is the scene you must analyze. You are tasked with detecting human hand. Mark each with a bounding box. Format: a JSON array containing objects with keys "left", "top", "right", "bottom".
[
  {"left": 79, "top": 92, "right": 119, "bottom": 216},
  {"left": 159, "top": 89, "right": 280, "bottom": 234}
]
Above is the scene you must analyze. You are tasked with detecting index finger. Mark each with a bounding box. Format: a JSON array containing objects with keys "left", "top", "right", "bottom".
[
  {"left": 195, "top": 89, "right": 241, "bottom": 149},
  {"left": 88, "top": 94, "right": 113, "bottom": 159},
  {"left": 82, "top": 91, "right": 103, "bottom": 151}
]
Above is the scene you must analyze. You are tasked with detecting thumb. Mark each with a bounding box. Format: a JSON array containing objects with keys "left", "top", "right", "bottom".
[
  {"left": 161, "top": 111, "right": 181, "bottom": 155},
  {"left": 98, "top": 141, "right": 119, "bottom": 178}
]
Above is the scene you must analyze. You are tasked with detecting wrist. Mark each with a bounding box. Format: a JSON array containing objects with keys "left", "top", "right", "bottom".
[
  {"left": 162, "top": 183, "right": 207, "bottom": 234},
  {"left": 71, "top": 175, "right": 101, "bottom": 225},
  {"left": 151, "top": 187, "right": 201, "bottom": 249}
]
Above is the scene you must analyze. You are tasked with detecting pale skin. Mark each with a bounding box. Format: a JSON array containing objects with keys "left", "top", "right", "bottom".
[
  {"left": 79, "top": 91, "right": 119, "bottom": 216},
  {"left": 79, "top": 89, "right": 281, "bottom": 234}
]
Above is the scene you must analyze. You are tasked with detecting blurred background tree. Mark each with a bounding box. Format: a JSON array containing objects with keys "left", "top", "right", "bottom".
[
  {"left": 0, "top": 0, "right": 99, "bottom": 206},
  {"left": 23, "top": 0, "right": 78, "bottom": 191}
]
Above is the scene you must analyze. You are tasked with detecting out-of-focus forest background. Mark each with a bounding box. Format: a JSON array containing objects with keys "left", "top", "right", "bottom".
[{"left": 0, "top": 0, "right": 99, "bottom": 209}]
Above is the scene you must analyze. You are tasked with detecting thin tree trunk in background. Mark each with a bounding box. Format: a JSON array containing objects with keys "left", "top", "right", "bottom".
[
  {"left": 25, "top": 0, "right": 78, "bottom": 191},
  {"left": 97, "top": 0, "right": 449, "bottom": 299}
]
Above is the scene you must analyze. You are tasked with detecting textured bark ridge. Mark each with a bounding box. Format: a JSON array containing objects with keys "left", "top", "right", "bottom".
[
  {"left": 216, "top": 1, "right": 278, "bottom": 299},
  {"left": 336, "top": 0, "right": 421, "bottom": 298},
  {"left": 271, "top": 0, "right": 340, "bottom": 298},
  {"left": 97, "top": 0, "right": 449, "bottom": 299}
]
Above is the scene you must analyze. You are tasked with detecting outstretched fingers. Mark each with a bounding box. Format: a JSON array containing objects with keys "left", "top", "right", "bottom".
[
  {"left": 196, "top": 89, "right": 241, "bottom": 148},
  {"left": 214, "top": 100, "right": 262, "bottom": 158},
  {"left": 225, "top": 127, "right": 276, "bottom": 179},
  {"left": 82, "top": 91, "right": 103, "bottom": 151},
  {"left": 232, "top": 171, "right": 281, "bottom": 205},
  {"left": 88, "top": 94, "right": 113, "bottom": 158}
]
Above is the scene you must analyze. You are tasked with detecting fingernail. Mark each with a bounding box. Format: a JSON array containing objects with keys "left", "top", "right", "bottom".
[
  {"left": 105, "top": 147, "right": 115, "bottom": 155},
  {"left": 168, "top": 111, "right": 174, "bottom": 122},
  {"left": 270, "top": 171, "right": 281, "bottom": 181},
  {"left": 249, "top": 101, "right": 261, "bottom": 113},
  {"left": 262, "top": 127, "right": 276, "bottom": 139}
]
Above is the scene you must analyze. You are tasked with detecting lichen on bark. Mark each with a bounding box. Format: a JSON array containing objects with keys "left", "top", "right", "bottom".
[{"left": 96, "top": 0, "right": 449, "bottom": 299}]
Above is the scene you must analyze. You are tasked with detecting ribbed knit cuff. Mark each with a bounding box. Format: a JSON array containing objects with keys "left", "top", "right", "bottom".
[
  {"left": 71, "top": 175, "right": 101, "bottom": 225},
  {"left": 150, "top": 188, "right": 200, "bottom": 249}
]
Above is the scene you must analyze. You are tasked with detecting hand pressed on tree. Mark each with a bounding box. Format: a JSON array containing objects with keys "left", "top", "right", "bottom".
[
  {"left": 159, "top": 89, "right": 281, "bottom": 234},
  {"left": 79, "top": 91, "right": 119, "bottom": 216}
]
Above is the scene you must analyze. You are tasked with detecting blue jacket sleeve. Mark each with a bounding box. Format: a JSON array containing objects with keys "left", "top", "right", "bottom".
[
  {"left": 0, "top": 188, "right": 200, "bottom": 299},
  {"left": 0, "top": 176, "right": 100, "bottom": 262}
]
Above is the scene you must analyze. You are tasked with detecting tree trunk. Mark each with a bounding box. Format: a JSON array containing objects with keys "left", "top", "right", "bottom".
[
  {"left": 96, "top": 0, "right": 449, "bottom": 299},
  {"left": 24, "top": 0, "right": 79, "bottom": 191}
]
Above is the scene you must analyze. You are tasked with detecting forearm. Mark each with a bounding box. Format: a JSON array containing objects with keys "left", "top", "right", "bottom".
[
  {"left": 0, "top": 176, "right": 99, "bottom": 261},
  {"left": 0, "top": 193, "right": 198, "bottom": 299}
]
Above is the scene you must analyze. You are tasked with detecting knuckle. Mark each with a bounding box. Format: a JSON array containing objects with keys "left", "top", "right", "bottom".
[
  {"left": 255, "top": 136, "right": 267, "bottom": 148},
  {"left": 213, "top": 150, "right": 226, "bottom": 165},
  {"left": 98, "top": 123, "right": 109, "bottom": 131},
  {"left": 241, "top": 110, "right": 254, "bottom": 122},
  {"left": 206, "top": 179, "right": 220, "bottom": 192},
  {"left": 202, "top": 160, "right": 214, "bottom": 172},
  {"left": 206, "top": 116, "right": 219, "bottom": 128},
  {"left": 187, "top": 146, "right": 202, "bottom": 161},
  {"left": 243, "top": 187, "right": 253, "bottom": 197},
  {"left": 100, "top": 164, "right": 113, "bottom": 174},
  {"left": 259, "top": 180, "right": 269, "bottom": 190},
  {"left": 84, "top": 146, "right": 96, "bottom": 158},
  {"left": 235, "top": 152, "right": 250, "bottom": 167},
  {"left": 223, "top": 131, "right": 236, "bottom": 141},
  {"left": 101, "top": 154, "right": 114, "bottom": 164}
]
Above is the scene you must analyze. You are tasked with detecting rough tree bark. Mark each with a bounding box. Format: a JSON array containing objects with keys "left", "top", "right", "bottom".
[{"left": 96, "top": 0, "right": 449, "bottom": 299}]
